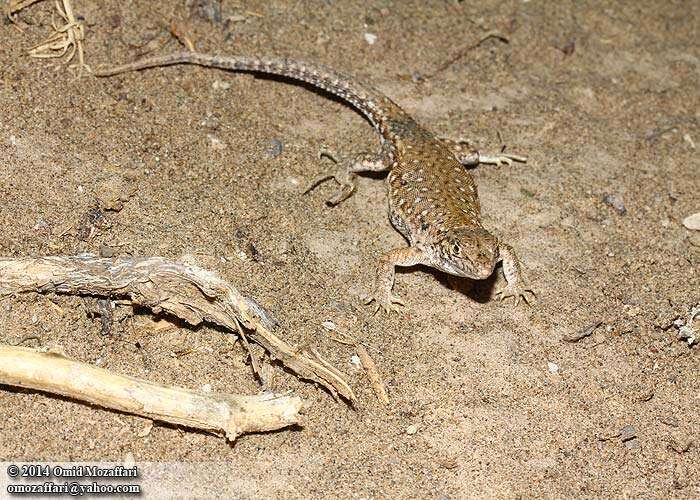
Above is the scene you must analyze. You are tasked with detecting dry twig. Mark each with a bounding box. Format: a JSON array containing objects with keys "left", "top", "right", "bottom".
[
  {"left": 5, "top": 0, "right": 41, "bottom": 21},
  {"left": 170, "top": 19, "right": 195, "bottom": 52},
  {"left": 427, "top": 31, "right": 509, "bottom": 79},
  {"left": 0, "top": 255, "right": 355, "bottom": 402},
  {"left": 355, "top": 344, "right": 389, "bottom": 405},
  {"left": 7, "top": 0, "right": 89, "bottom": 75},
  {"left": 321, "top": 320, "right": 388, "bottom": 404},
  {"left": 0, "top": 344, "right": 302, "bottom": 441}
]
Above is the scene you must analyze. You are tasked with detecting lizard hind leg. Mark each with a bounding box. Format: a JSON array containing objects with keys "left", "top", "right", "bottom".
[{"left": 304, "top": 145, "right": 391, "bottom": 206}]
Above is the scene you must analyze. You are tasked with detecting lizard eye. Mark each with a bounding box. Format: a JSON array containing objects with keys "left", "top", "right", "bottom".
[{"left": 452, "top": 243, "right": 461, "bottom": 255}]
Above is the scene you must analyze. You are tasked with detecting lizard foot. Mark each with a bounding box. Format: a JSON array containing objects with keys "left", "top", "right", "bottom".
[
  {"left": 363, "top": 292, "right": 406, "bottom": 315},
  {"left": 303, "top": 146, "right": 356, "bottom": 206},
  {"left": 478, "top": 152, "right": 528, "bottom": 167},
  {"left": 495, "top": 283, "right": 536, "bottom": 306}
]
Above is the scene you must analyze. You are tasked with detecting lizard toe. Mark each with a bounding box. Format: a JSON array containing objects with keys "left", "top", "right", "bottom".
[{"left": 496, "top": 284, "right": 535, "bottom": 306}]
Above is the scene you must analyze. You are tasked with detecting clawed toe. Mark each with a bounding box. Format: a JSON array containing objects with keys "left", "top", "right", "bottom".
[
  {"left": 479, "top": 153, "right": 528, "bottom": 167},
  {"left": 503, "top": 153, "right": 528, "bottom": 164},
  {"left": 495, "top": 285, "right": 536, "bottom": 306},
  {"left": 304, "top": 147, "right": 356, "bottom": 205},
  {"left": 363, "top": 293, "right": 406, "bottom": 315}
]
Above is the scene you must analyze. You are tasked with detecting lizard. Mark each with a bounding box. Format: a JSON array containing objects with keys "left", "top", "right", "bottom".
[{"left": 96, "top": 51, "right": 535, "bottom": 313}]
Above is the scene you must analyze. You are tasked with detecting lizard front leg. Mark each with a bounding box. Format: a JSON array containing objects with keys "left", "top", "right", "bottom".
[
  {"left": 365, "top": 246, "right": 428, "bottom": 314},
  {"left": 304, "top": 144, "right": 393, "bottom": 205},
  {"left": 495, "top": 243, "right": 535, "bottom": 305},
  {"left": 439, "top": 136, "right": 527, "bottom": 167}
]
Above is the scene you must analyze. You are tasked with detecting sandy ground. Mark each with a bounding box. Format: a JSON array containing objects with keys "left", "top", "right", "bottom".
[{"left": 1, "top": 0, "right": 699, "bottom": 497}]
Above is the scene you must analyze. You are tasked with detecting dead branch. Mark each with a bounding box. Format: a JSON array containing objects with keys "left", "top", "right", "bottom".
[
  {"left": 0, "top": 255, "right": 355, "bottom": 402},
  {"left": 426, "top": 31, "right": 510, "bottom": 79},
  {"left": 355, "top": 344, "right": 389, "bottom": 405},
  {"left": 0, "top": 344, "right": 302, "bottom": 441},
  {"left": 7, "top": 0, "right": 89, "bottom": 75}
]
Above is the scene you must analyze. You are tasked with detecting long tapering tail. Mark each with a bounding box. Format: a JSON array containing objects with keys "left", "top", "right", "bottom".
[{"left": 96, "top": 51, "right": 405, "bottom": 134}]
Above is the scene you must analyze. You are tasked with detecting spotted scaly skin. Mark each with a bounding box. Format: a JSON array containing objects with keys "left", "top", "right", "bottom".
[{"left": 97, "top": 51, "right": 534, "bottom": 313}]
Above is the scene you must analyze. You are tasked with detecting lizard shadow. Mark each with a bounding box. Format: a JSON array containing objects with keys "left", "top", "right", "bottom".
[{"left": 399, "top": 265, "right": 499, "bottom": 304}]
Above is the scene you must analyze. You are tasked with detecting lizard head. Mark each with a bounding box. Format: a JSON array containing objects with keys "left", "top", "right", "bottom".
[{"left": 432, "top": 226, "right": 500, "bottom": 280}]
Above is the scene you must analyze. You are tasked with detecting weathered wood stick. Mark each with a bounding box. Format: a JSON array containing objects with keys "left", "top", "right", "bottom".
[
  {"left": 0, "top": 344, "right": 302, "bottom": 441},
  {"left": 0, "top": 255, "right": 355, "bottom": 402}
]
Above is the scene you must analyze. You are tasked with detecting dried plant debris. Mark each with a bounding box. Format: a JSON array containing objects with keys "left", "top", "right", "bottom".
[
  {"left": 677, "top": 305, "right": 700, "bottom": 346},
  {"left": 0, "top": 255, "right": 355, "bottom": 402},
  {"left": 322, "top": 320, "right": 388, "bottom": 405},
  {"left": 5, "top": 0, "right": 41, "bottom": 21},
  {"left": 0, "top": 344, "right": 302, "bottom": 441},
  {"left": 7, "top": 0, "right": 89, "bottom": 75},
  {"left": 562, "top": 321, "right": 602, "bottom": 343}
]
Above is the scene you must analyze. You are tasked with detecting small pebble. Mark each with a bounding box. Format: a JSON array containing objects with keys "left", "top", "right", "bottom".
[
  {"left": 624, "top": 437, "right": 641, "bottom": 451},
  {"left": 267, "top": 138, "right": 284, "bottom": 158},
  {"left": 678, "top": 306, "right": 699, "bottom": 346},
  {"left": 201, "top": 114, "right": 221, "bottom": 130},
  {"left": 364, "top": 33, "right": 377, "bottom": 45},
  {"left": 350, "top": 354, "right": 361, "bottom": 368},
  {"left": 682, "top": 212, "right": 700, "bottom": 231},
  {"left": 547, "top": 361, "right": 559, "bottom": 373},
  {"left": 207, "top": 134, "right": 226, "bottom": 150},
  {"left": 108, "top": 14, "right": 122, "bottom": 29},
  {"left": 683, "top": 133, "right": 696, "bottom": 149},
  {"left": 619, "top": 425, "right": 636, "bottom": 441},
  {"left": 99, "top": 244, "right": 114, "bottom": 258},
  {"left": 406, "top": 424, "right": 419, "bottom": 435},
  {"left": 322, "top": 320, "right": 337, "bottom": 331},
  {"left": 637, "top": 390, "right": 654, "bottom": 402},
  {"left": 603, "top": 193, "right": 626, "bottom": 214},
  {"left": 188, "top": 0, "right": 222, "bottom": 23},
  {"left": 669, "top": 434, "right": 693, "bottom": 453},
  {"left": 660, "top": 417, "right": 679, "bottom": 429},
  {"left": 212, "top": 80, "right": 231, "bottom": 90}
]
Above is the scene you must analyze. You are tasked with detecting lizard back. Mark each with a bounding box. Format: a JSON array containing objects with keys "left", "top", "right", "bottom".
[{"left": 384, "top": 118, "right": 482, "bottom": 245}]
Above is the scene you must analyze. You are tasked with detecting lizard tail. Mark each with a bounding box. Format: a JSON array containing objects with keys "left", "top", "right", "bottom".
[{"left": 95, "top": 51, "right": 400, "bottom": 131}]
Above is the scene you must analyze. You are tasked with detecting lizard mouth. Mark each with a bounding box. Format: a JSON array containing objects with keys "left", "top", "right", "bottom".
[
  {"left": 439, "top": 260, "right": 470, "bottom": 277},
  {"left": 470, "top": 264, "right": 496, "bottom": 280},
  {"left": 440, "top": 258, "right": 496, "bottom": 280}
]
